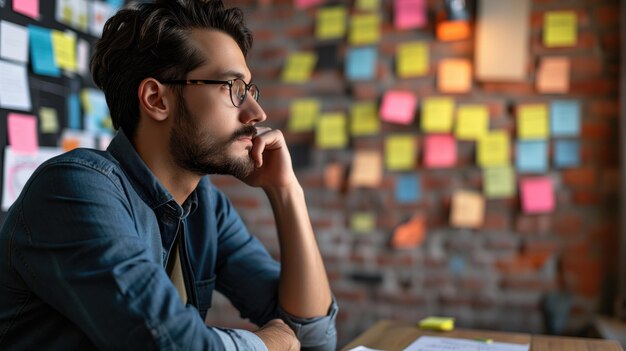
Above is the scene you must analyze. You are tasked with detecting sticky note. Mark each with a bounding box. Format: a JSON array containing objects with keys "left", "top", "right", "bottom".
[
  {"left": 1, "top": 21, "right": 29, "bottom": 63},
  {"left": 13, "top": 0, "right": 40, "bottom": 19},
  {"left": 554, "top": 140, "right": 580, "bottom": 168},
  {"left": 289, "top": 99, "right": 320, "bottom": 132},
  {"left": 438, "top": 59, "right": 472, "bottom": 93},
  {"left": 51, "top": 30, "right": 77, "bottom": 71},
  {"left": 391, "top": 214, "right": 426, "bottom": 248},
  {"left": 55, "top": 0, "right": 89, "bottom": 33},
  {"left": 395, "top": 174, "right": 421, "bottom": 203},
  {"left": 294, "top": 0, "right": 323, "bottom": 9},
  {"left": 316, "top": 6, "right": 346, "bottom": 40},
  {"left": 455, "top": 105, "right": 488, "bottom": 140},
  {"left": 351, "top": 212, "right": 376, "bottom": 234},
  {"left": 349, "top": 150, "right": 382, "bottom": 188},
  {"left": 478, "top": 131, "right": 510, "bottom": 167},
  {"left": 517, "top": 104, "right": 549, "bottom": 140},
  {"left": 419, "top": 317, "right": 455, "bottom": 331},
  {"left": 437, "top": 20, "right": 471, "bottom": 41},
  {"left": 544, "top": 11, "right": 577, "bottom": 47},
  {"left": 421, "top": 97, "right": 455, "bottom": 133},
  {"left": 423, "top": 134, "right": 456, "bottom": 168},
  {"left": 28, "top": 25, "right": 61, "bottom": 77},
  {"left": 380, "top": 91, "right": 416, "bottom": 125},
  {"left": 349, "top": 13, "right": 380, "bottom": 45},
  {"left": 521, "top": 177, "right": 555, "bottom": 214},
  {"left": 8, "top": 113, "right": 38, "bottom": 154},
  {"left": 550, "top": 100, "right": 580, "bottom": 136},
  {"left": 39, "top": 107, "right": 59, "bottom": 133},
  {"left": 450, "top": 190, "right": 485, "bottom": 229},
  {"left": 397, "top": 41, "right": 429, "bottom": 78},
  {"left": 0, "top": 60, "right": 32, "bottom": 111},
  {"left": 282, "top": 52, "right": 317, "bottom": 83},
  {"left": 350, "top": 101, "right": 380, "bottom": 136},
  {"left": 81, "top": 88, "right": 112, "bottom": 134},
  {"left": 537, "top": 56, "right": 570, "bottom": 93},
  {"left": 345, "top": 47, "right": 377, "bottom": 80},
  {"left": 67, "top": 93, "right": 81, "bottom": 129},
  {"left": 394, "top": 0, "right": 427, "bottom": 30},
  {"left": 356, "top": 0, "right": 380, "bottom": 11},
  {"left": 517, "top": 140, "right": 548, "bottom": 173},
  {"left": 324, "top": 163, "right": 344, "bottom": 191},
  {"left": 316, "top": 113, "right": 347, "bottom": 149},
  {"left": 385, "top": 135, "right": 416, "bottom": 171},
  {"left": 483, "top": 166, "right": 516, "bottom": 199}
]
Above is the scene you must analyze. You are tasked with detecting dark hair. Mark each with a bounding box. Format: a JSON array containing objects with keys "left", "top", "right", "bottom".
[{"left": 91, "top": 0, "right": 253, "bottom": 139}]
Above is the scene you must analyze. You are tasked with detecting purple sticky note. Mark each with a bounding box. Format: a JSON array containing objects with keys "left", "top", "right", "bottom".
[
  {"left": 8, "top": 113, "right": 38, "bottom": 154},
  {"left": 521, "top": 177, "right": 555, "bottom": 214},
  {"left": 13, "top": 0, "right": 40, "bottom": 20},
  {"left": 394, "top": 0, "right": 427, "bottom": 30},
  {"left": 424, "top": 134, "right": 456, "bottom": 168},
  {"left": 380, "top": 90, "right": 416, "bottom": 125}
]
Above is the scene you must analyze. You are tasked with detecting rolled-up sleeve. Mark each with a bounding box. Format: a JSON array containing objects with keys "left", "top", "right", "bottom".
[{"left": 279, "top": 298, "right": 338, "bottom": 351}]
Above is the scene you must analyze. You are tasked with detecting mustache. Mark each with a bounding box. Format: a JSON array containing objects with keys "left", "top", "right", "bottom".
[{"left": 230, "top": 125, "right": 258, "bottom": 141}]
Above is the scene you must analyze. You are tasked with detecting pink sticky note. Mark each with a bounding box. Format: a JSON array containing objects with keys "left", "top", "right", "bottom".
[
  {"left": 395, "top": 0, "right": 427, "bottom": 30},
  {"left": 424, "top": 134, "right": 456, "bottom": 168},
  {"left": 13, "top": 0, "right": 40, "bottom": 20},
  {"left": 380, "top": 91, "right": 416, "bottom": 125},
  {"left": 521, "top": 177, "right": 555, "bottom": 214},
  {"left": 294, "top": 0, "right": 323, "bottom": 9},
  {"left": 8, "top": 113, "right": 38, "bottom": 154}
]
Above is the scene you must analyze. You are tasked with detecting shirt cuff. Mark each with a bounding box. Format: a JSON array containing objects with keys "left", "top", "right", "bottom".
[
  {"left": 278, "top": 297, "right": 338, "bottom": 350},
  {"left": 213, "top": 327, "right": 268, "bottom": 351}
]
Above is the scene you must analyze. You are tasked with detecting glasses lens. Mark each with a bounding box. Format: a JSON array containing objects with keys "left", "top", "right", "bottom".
[
  {"left": 249, "top": 84, "right": 259, "bottom": 101},
  {"left": 231, "top": 79, "right": 246, "bottom": 107}
]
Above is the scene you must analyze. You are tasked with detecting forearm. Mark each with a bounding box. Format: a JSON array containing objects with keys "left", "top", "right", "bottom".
[{"left": 264, "top": 182, "right": 332, "bottom": 318}]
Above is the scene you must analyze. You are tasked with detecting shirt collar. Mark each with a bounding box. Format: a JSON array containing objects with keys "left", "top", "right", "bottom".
[{"left": 107, "top": 129, "right": 198, "bottom": 219}]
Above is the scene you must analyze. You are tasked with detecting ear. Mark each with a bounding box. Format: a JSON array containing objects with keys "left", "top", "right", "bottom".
[{"left": 138, "top": 78, "right": 172, "bottom": 122}]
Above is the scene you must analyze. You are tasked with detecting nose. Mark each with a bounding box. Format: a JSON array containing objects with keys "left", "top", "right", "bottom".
[{"left": 239, "top": 96, "right": 267, "bottom": 125}]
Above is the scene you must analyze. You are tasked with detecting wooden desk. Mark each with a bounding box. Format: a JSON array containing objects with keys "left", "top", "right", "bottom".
[{"left": 342, "top": 320, "right": 624, "bottom": 351}]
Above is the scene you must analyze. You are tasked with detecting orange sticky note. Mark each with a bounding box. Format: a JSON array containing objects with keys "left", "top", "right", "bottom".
[
  {"left": 380, "top": 90, "right": 416, "bottom": 125},
  {"left": 438, "top": 59, "right": 472, "bottom": 93},
  {"left": 349, "top": 150, "right": 382, "bottom": 188},
  {"left": 8, "top": 113, "right": 38, "bottom": 154},
  {"left": 423, "top": 134, "right": 456, "bottom": 168},
  {"left": 536, "top": 56, "right": 570, "bottom": 93},
  {"left": 324, "top": 163, "right": 344, "bottom": 191},
  {"left": 392, "top": 214, "right": 426, "bottom": 248},
  {"left": 436, "top": 20, "right": 470, "bottom": 41},
  {"left": 521, "top": 177, "right": 555, "bottom": 214},
  {"left": 450, "top": 190, "right": 485, "bottom": 229}
]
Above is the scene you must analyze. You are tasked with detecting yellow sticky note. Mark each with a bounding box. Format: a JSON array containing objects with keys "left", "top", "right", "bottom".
[
  {"left": 289, "top": 99, "right": 320, "bottom": 132},
  {"left": 421, "top": 97, "right": 455, "bottom": 133},
  {"left": 351, "top": 212, "right": 376, "bottom": 234},
  {"left": 385, "top": 135, "right": 416, "bottom": 171},
  {"left": 455, "top": 105, "right": 488, "bottom": 140},
  {"left": 544, "top": 11, "right": 577, "bottom": 47},
  {"left": 356, "top": 0, "right": 380, "bottom": 11},
  {"left": 419, "top": 316, "right": 455, "bottom": 331},
  {"left": 316, "top": 113, "right": 347, "bottom": 149},
  {"left": 484, "top": 166, "right": 516, "bottom": 199},
  {"left": 478, "top": 131, "right": 510, "bottom": 167},
  {"left": 397, "top": 41, "right": 429, "bottom": 78},
  {"left": 350, "top": 101, "right": 379, "bottom": 136},
  {"left": 349, "top": 13, "right": 380, "bottom": 45},
  {"left": 450, "top": 190, "right": 485, "bottom": 229},
  {"left": 350, "top": 150, "right": 382, "bottom": 188},
  {"left": 518, "top": 104, "right": 549, "bottom": 139},
  {"left": 51, "top": 30, "right": 77, "bottom": 71},
  {"left": 316, "top": 6, "right": 347, "bottom": 40},
  {"left": 282, "top": 52, "right": 317, "bottom": 83},
  {"left": 39, "top": 107, "right": 59, "bottom": 134}
]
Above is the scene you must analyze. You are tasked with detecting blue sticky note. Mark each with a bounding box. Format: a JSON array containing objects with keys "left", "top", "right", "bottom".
[
  {"left": 395, "top": 174, "right": 420, "bottom": 203},
  {"left": 554, "top": 140, "right": 580, "bottom": 168},
  {"left": 449, "top": 255, "right": 466, "bottom": 275},
  {"left": 68, "top": 94, "right": 81, "bottom": 130},
  {"left": 550, "top": 100, "right": 581, "bottom": 137},
  {"left": 517, "top": 140, "right": 548, "bottom": 173},
  {"left": 83, "top": 89, "right": 112, "bottom": 134},
  {"left": 28, "top": 25, "right": 61, "bottom": 77},
  {"left": 345, "top": 47, "right": 377, "bottom": 80}
]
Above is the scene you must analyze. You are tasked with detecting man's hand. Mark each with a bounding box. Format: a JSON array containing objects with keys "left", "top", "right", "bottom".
[
  {"left": 243, "top": 127, "right": 298, "bottom": 190},
  {"left": 253, "top": 319, "right": 300, "bottom": 351}
]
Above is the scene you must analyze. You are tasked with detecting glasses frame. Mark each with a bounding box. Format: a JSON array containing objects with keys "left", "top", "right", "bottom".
[{"left": 161, "top": 78, "right": 260, "bottom": 108}]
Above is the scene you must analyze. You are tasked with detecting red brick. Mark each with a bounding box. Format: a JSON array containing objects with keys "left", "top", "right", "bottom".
[
  {"left": 600, "top": 29, "right": 620, "bottom": 53},
  {"left": 481, "top": 82, "right": 535, "bottom": 96},
  {"left": 569, "top": 55, "right": 604, "bottom": 77},
  {"left": 572, "top": 189, "right": 601, "bottom": 206},
  {"left": 553, "top": 211, "right": 584, "bottom": 237},
  {"left": 586, "top": 99, "right": 619, "bottom": 119},
  {"left": 595, "top": 4, "right": 620, "bottom": 27},
  {"left": 570, "top": 78, "right": 618, "bottom": 96},
  {"left": 562, "top": 167, "right": 597, "bottom": 187}
]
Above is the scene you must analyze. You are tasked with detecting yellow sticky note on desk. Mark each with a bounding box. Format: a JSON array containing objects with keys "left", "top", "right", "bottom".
[
  {"left": 397, "top": 41, "right": 429, "bottom": 78},
  {"left": 455, "top": 105, "right": 488, "bottom": 140},
  {"left": 316, "top": 6, "right": 347, "bottom": 40},
  {"left": 289, "top": 99, "right": 320, "bottom": 132},
  {"left": 51, "top": 30, "right": 77, "bottom": 71},
  {"left": 421, "top": 97, "right": 454, "bottom": 133},
  {"left": 349, "top": 13, "right": 380, "bottom": 45},
  {"left": 544, "top": 11, "right": 577, "bottom": 47},
  {"left": 316, "top": 113, "right": 347, "bottom": 149},
  {"left": 419, "top": 316, "right": 455, "bottom": 331},
  {"left": 282, "top": 52, "right": 317, "bottom": 83},
  {"left": 517, "top": 104, "right": 549, "bottom": 139},
  {"left": 385, "top": 134, "right": 416, "bottom": 171}
]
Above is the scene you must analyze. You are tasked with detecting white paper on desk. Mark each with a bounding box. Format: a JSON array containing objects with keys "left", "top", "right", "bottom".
[
  {"left": 403, "top": 336, "right": 529, "bottom": 351},
  {"left": 0, "top": 60, "right": 31, "bottom": 111},
  {"left": 348, "top": 346, "right": 385, "bottom": 351},
  {"left": 1, "top": 21, "right": 28, "bottom": 63}
]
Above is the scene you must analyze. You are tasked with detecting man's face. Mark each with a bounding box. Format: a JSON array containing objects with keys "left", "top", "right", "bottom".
[{"left": 169, "top": 30, "right": 266, "bottom": 178}]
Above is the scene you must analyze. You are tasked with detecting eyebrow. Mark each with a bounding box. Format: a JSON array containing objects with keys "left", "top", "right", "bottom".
[{"left": 217, "top": 70, "right": 250, "bottom": 82}]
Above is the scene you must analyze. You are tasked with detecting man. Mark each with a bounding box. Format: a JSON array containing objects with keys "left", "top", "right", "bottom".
[{"left": 0, "top": 0, "right": 337, "bottom": 350}]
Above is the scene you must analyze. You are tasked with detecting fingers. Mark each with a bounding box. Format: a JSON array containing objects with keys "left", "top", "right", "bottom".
[{"left": 250, "top": 129, "right": 285, "bottom": 168}]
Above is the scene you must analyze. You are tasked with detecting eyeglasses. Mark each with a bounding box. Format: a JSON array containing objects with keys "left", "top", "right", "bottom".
[{"left": 161, "top": 78, "right": 260, "bottom": 108}]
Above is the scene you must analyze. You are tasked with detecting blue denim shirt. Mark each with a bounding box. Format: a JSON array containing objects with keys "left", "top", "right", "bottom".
[{"left": 0, "top": 130, "right": 337, "bottom": 350}]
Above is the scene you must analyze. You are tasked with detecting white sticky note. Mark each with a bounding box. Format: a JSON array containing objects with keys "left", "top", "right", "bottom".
[
  {"left": 0, "top": 60, "right": 32, "bottom": 111},
  {"left": 1, "top": 21, "right": 29, "bottom": 63}
]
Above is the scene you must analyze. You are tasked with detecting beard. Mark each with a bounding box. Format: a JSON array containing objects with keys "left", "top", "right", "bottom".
[{"left": 169, "top": 97, "right": 257, "bottom": 179}]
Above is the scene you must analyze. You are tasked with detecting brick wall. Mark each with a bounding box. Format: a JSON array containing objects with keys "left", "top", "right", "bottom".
[{"left": 205, "top": 0, "right": 621, "bottom": 347}]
